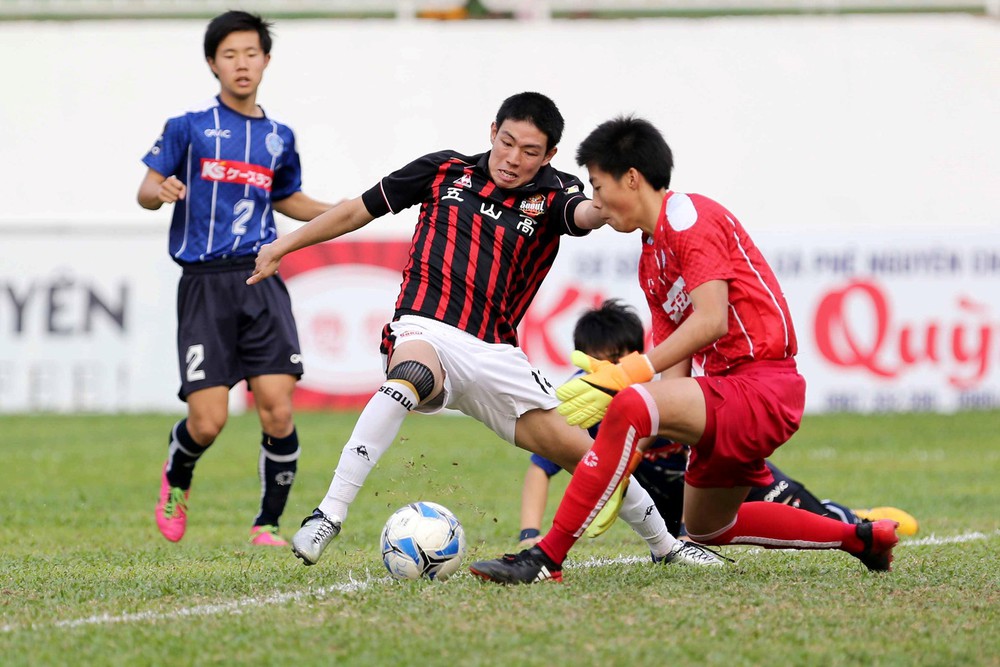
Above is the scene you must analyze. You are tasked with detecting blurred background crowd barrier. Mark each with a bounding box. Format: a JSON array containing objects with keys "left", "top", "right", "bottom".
[
  {"left": 1, "top": 3, "right": 997, "bottom": 414},
  {"left": 1, "top": 0, "right": 998, "bottom": 19}
]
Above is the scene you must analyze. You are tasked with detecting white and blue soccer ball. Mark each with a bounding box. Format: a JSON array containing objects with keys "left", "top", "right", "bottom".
[{"left": 380, "top": 501, "right": 467, "bottom": 581}]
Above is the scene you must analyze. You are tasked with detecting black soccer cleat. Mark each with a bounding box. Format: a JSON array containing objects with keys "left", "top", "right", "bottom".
[
  {"left": 854, "top": 519, "right": 899, "bottom": 572},
  {"left": 469, "top": 546, "right": 563, "bottom": 584}
]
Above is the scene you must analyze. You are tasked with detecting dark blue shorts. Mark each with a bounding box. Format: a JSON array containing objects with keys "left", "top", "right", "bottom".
[{"left": 176, "top": 258, "right": 303, "bottom": 400}]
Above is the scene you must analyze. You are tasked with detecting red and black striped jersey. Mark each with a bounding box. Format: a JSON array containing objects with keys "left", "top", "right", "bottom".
[{"left": 362, "top": 150, "right": 590, "bottom": 347}]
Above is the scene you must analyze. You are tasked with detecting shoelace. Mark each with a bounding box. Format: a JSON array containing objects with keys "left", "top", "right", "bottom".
[
  {"left": 311, "top": 517, "right": 338, "bottom": 543},
  {"left": 163, "top": 488, "right": 187, "bottom": 519},
  {"left": 684, "top": 543, "right": 735, "bottom": 564}
]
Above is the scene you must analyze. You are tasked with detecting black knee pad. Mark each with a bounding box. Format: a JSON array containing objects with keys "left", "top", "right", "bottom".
[{"left": 387, "top": 360, "right": 436, "bottom": 402}]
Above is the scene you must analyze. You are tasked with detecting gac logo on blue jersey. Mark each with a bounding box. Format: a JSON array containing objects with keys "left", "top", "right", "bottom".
[{"left": 203, "top": 128, "right": 232, "bottom": 139}]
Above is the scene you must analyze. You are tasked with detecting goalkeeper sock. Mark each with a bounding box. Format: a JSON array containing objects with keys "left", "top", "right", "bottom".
[
  {"left": 689, "top": 501, "right": 864, "bottom": 553},
  {"left": 318, "top": 381, "right": 417, "bottom": 522},
  {"left": 540, "top": 386, "right": 655, "bottom": 564},
  {"left": 254, "top": 429, "right": 300, "bottom": 527},
  {"left": 165, "top": 419, "right": 207, "bottom": 490}
]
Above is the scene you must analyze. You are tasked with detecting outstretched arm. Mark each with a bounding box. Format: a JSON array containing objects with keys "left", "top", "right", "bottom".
[
  {"left": 246, "top": 196, "right": 374, "bottom": 285},
  {"left": 272, "top": 190, "right": 338, "bottom": 222},
  {"left": 646, "top": 279, "right": 729, "bottom": 374},
  {"left": 555, "top": 281, "right": 724, "bottom": 429},
  {"left": 572, "top": 199, "right": 606, "bottom": 230}
]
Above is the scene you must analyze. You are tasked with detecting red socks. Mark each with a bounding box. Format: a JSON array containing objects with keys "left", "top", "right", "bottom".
[
  {"left": 538, "top": 388, "right": 654, "bottom": 564},
  {"left": 693, "top": 501, "right": 864, "bottom": 554}
]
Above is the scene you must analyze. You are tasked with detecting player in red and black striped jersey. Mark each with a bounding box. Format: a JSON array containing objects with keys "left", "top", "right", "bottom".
[
  {"left": 249, "top": 93, "right": 694, "bottom": 570},
  {"left": 138, "top": 11, "right": 334, "bottom": 547},
  {"left": 360, "top": 147, "right": 589, "bottom": 348},
  {"left": 471, "top": 116, "right": 901, "bottom": 584}
]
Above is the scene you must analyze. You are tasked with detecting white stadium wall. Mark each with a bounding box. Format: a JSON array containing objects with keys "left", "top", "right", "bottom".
[{"left": 1, "top": 15, "right": 998, "bottom": 413}]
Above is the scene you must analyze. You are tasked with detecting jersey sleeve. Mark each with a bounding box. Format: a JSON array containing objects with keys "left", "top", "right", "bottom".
[
  {"left": 361, "top": 150, "right": 451, "bottom": 218},
  {"left": 141, "top": 116, "right": 190, "bottom": 178},
  {"left": 271, "top": 127, "right": 303, "bottom": 202},
  {"left": 670, "top": 204, "right": 736, "bottom": 291},
  {"left": 548, "top": 171, "right": 590, "bottom": 237},
  {"left": 529, "top": 453, "right": 563, "bottom": 478}
]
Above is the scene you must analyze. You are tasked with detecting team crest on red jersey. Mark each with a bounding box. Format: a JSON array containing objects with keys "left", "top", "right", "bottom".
[
  {"left": 519, "top": 194, "right": 546, "bottom": 218},
  {"left": 453, "top": 173, "right": 473, "bottom": 188}
]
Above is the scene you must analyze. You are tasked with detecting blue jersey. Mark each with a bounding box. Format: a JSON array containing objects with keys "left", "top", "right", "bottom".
[{"left": 142, "top": 97, "right": 303, "bottom": 264}]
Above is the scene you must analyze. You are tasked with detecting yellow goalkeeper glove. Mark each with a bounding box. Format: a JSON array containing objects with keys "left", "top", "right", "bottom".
[{"left": 555, "top": 350, "right": 655, "bottom": 428}]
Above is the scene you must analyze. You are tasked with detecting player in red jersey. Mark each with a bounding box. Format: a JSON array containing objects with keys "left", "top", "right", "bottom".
[
  {"left": 248, "top": 95, "right": 701, "bottom": 569},
  {"left": 470, "top": 116, "right": 900, "bottom": 584},
  {"left": 516, "top": 300, "right": 919, "bottom": 550}
]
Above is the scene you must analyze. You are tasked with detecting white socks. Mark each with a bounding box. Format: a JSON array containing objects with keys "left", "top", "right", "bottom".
[
  {"left": 318, "top": 381, "right": 418, "bottom": 521},
  {"left": 619, "top": 477, "right": 679, "bottom": 558}
]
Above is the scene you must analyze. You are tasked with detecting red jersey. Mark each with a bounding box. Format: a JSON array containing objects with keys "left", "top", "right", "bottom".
[{"left": 639, "top": 191, "right": 796, "bottom": 375}]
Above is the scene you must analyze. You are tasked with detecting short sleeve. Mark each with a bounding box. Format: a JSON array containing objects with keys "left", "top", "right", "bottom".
[
  {"left": 141, "top": 116, "right": 190, "bottom": 178},
  {"left": 271, "top": 127, "right": 303, "bottom": 201},
  {"left": 361, "top": 150, "right": 451, "bottom": 218},
  {"left": 529, "top": 453, "right": 563, "bottom": 477},
  {"left": 669, "top": 200, "right": 735, "bottom": 291},
  {"left": 547, "top": 172, "right": 590, "bottom": 237}
]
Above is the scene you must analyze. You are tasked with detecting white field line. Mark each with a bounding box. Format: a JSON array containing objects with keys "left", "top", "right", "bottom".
[
  {"left": 3, "top": 529, "right": 996, "bottom": 634},
  {"left": 0, "top": 575, "right": 380, "bottom": 634}
]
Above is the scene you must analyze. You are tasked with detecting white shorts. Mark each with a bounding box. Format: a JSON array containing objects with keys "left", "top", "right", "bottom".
[{"left": 384, "top": 315, "right": 560, "bottom": 444}]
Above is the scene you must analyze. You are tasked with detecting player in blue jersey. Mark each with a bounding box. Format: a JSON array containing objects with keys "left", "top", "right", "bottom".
[
  {"left": 137, "top": 11, "right": 333, "bottom": 546},
  {"left": 247, "top": 92, "right": 708, "bottom": 570},
  {"left": 516, "top": 300, "right": 919, "bottom": 550}
]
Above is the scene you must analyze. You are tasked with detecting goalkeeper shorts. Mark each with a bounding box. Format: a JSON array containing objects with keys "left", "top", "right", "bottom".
[{"left": 686, "top": 358, "right": 805, "bottom": 489}]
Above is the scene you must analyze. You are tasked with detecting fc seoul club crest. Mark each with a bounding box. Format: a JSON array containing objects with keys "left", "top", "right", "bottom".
[{"left": 519, "top": 193, "right": 546, "bottom": 218}]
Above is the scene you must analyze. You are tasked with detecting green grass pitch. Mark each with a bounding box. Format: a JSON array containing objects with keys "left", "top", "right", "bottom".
[{"left": 1, "top": 410, "right": 998, "bottom": 665}]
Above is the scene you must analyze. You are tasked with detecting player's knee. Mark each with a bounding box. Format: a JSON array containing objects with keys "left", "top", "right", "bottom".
[
  {"left": 387, "top": 360, "right": 436, "bottom": 402},
  {"left": 603, "top": 386, "right": 656, "bottom": 436},
  {"left": 257, "top": 404, "right": 294, "bottom": 436},
  {"left": 608, "top": 386, "right": 646, "bottom": 414},
  {"left": 186, "top": 414, "right": 225, "bottom": 445}
]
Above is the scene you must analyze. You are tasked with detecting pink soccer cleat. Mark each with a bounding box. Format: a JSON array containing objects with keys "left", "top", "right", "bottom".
[
  {"left": 155, "top": 463, "right": 189, "bottom": 542},
  {"left": 249, "top": 525, "right": 288, "bottom": 547}
]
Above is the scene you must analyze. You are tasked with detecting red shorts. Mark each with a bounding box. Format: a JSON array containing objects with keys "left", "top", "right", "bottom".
[{"left": 685, "top": 358, "right": 806, "bottom": 489}]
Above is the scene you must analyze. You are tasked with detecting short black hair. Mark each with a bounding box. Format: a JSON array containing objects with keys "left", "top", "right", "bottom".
[
  {"left": 495, "top": 92, "right": 564, "bottom": 151},
  {"left": 576, "top": 115, "right": 673, "bottom": 190},
  {"left": 573, "top": 299, "right": 646, "bottom": 362},
  {"left": 204, "top": 10, "right": 273, "bottom": 60}
]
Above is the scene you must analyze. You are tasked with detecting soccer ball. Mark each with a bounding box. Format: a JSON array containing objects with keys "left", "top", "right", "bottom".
[{"left": 380, "top": 501, "right": 467, "bottom": 581}]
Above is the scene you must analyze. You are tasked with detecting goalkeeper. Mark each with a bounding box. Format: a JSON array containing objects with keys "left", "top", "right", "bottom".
[
  {"left": 516, "top": 300, "right": 919, "bottom": 550},
  {"left": 471, "top": 116, "right": 902, "bottom": 584}
]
